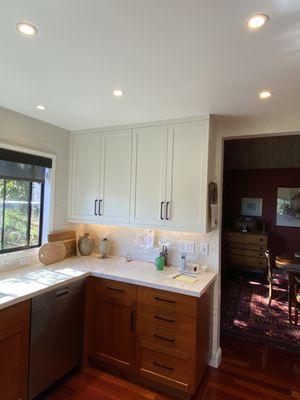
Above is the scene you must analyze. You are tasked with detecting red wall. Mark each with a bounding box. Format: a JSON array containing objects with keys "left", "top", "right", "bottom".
[{"left": 223, "top": 168, "right": 300, "bottom": 253}]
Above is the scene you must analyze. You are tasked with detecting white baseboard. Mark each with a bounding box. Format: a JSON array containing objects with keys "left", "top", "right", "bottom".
[{"left": 208, "top": 346, "right": 222, "bottom": 368}]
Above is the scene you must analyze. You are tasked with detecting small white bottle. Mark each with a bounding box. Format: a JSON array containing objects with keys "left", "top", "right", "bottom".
[{"left": 179, "top": 254, "right": 186, "bottom": 273}]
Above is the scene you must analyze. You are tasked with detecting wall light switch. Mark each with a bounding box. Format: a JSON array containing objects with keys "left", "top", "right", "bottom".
[
  {"left": 200, "top": 242, "right": 209, "bottom": 256},
  {"left": 179, "top": 241, "right": 195, "bottom": 254}
]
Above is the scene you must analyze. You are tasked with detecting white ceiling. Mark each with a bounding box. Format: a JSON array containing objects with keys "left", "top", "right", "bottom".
[{"left": 1, "top": 0, "right": 300, "bottom": 131}]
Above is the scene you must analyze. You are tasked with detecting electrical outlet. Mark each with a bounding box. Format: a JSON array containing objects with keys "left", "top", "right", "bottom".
[
  {"left": 200, "top": 242, "right": 209, "bottom": 256},
  {"left": 179, "top": 241, "right": 195, "bottom": 254}
]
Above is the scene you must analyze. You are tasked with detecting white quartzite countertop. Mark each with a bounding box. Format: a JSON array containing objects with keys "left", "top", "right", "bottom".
[{"left": 0, "top": 256, "right": 217, "bottom": 310}]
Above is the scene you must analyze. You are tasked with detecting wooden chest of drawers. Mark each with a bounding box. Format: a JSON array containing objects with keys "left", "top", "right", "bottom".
[{"left": 224, "top": 231, "right": 268, "bottom": 271}]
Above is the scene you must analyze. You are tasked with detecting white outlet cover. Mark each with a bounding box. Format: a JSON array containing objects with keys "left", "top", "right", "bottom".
[
  {"left": 179, "top": 241, "right": 195, "bottom": 254},
  {"left": 200, "top": 242, "right": 209, "bottom": 256}
]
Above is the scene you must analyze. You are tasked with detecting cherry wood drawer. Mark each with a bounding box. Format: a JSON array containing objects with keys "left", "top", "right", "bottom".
[
  {"left": 138, "top": 322, "right": 194, "bottom": 356},
  {"left": 138, "top": 286, "right": 197, "bottom": 316},
  {"left": 0, "top": 300, "right": 30, "bottom": 328},
  {"left": 92, "top": 277, "right": 137, "bottom": 307},
  {"left": 137, "top": 347, "right": 190, "bottom": 391},
  {"left": 138, "top": 303, "right": 196, "bottom": 335}
]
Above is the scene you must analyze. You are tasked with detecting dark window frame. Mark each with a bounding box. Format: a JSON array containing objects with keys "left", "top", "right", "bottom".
[{"left": 0, "top": 178, "right": 45, "bottom": 254}]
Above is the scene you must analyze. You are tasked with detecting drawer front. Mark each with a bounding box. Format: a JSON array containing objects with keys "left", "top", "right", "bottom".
[
  {"left": 137, "top": 347, "right": 190, "bottom": 391},
  {"left": 92, "top": 277, "right": 137, "bottom": 306},
  {"left": 244, "top": 256, "right": 266, "bottom": 268},
  {"left": 227, "top": 247, "right": 266, "bottom": 258},
  {"left": 225, "top": 233, "right": 267, "bottom": 246},
  {"left": 138, "top": 303, "right": 196, "bottom": 334},
  {"left": 138, "top": 286, "right": 197, "bottom": 316},
  {"left": 227, "top": 255, "right": 266, "bottom": 269},
  {"left": 138, "top": 323, "right": 194, "bottom": 355},
  {"left": 0, "top": 300, "right": 30, "bottom": 329}
]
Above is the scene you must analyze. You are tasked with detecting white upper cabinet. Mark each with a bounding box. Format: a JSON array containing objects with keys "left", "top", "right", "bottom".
[
  {"left": 100, "top": 130, "right": 132, "bottom": 223},
  {"left": 68, "top": 117, "right": 211, "bottom": 232},
  {"left": 165, "top": 120, "right": 209, "bottom": 232},
  {"left": 130, "top": 126, "right": 168, "bottom": 226},
  {"left": 68, "top": 133, "right": 101, "bottom": 222}
]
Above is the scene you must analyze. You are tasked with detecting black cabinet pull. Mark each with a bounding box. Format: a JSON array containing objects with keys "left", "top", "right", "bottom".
[
  {"left": 166, "top": 202, "right": 170, "bottom": 220},
  {"left": 105, "top": 286, "right": 125, "bottom": 293},
  {"left": 130, "top": 310, "right": 136, "bottom": 331},
  {"left": 98, "top": 199, "right": 102, "bottom": 216},
  {"left": 160, "top": 201, "right": 164, "bottom": 220},
  {"left": 154, "top": 296, "right": 176, "bottom": 304},
  {"left": 154, "top": 315, "right": 175, "bottom": 323},
  {"left": 94, "top": 199, "right": 98, "bottom": 215},
  {"left": 153, "top": 333, "right": 175, "bottom": 343},
  {"left": 153, "top": 361, "right": 174, "bottom": 371}
]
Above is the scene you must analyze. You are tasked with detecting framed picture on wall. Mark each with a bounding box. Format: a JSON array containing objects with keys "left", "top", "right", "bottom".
[
  {"left": 241, "top": 197, "right": 263, "bottom": 217},
  {"left": 276, "top": 187, "right": 300, "bottom": 227}
]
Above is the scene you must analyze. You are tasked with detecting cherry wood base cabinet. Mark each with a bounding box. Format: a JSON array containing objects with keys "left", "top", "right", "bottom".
[
  {"left": 85, "top": 277, "right": 213, "bottom": 399},
  {"left": 0, "top": 301, "right": 30, "bottom": 400}
]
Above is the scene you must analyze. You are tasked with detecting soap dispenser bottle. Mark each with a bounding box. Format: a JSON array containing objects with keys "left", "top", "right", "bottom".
[{"left": 179, "top": 254, "right": 186, "bottom": 273}]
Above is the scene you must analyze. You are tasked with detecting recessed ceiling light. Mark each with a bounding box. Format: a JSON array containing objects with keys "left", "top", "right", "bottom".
[
  {"left": 246, "top": 14, "right": 269, "bottom": 30},
  {"left": 113, "top": 89, "right": 125, "bottom": 97},
  {"left": 36, "top": 104, "right": 46, "bottom": 111},
  {"left": 16, "top": 22, "right": 38, "bottom": 36},
  {"left": 259, "top": 90, "right": 273, "bottom": 99}
]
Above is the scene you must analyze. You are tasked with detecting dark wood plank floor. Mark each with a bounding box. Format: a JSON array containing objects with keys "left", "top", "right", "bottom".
[{"left": 48, "top": 336, "right": 300, "bottom": 400}]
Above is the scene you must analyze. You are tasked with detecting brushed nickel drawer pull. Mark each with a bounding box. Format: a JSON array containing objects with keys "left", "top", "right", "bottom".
[
  {"left": 105, "top": 286, "right": 125, "bottom": 293},
  {"left": 153, "top": 361, "right": 174, "bottom": 371},
  {"left": 154, "top": 315, "right": 175, "bottom": 323},
  {"left": 153, "top": 333, "right": 175, "bottom": 343},
  {"left": 154, "top": 296, "right": 176, "bottom": 304}
]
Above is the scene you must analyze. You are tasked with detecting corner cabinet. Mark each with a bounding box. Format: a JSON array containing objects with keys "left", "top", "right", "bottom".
[
  {"left": 68, "top": 117, "right": 213, "bottom": 232},
  {"left": 84, "top": 277, "right": 213, "bottom": 399}
]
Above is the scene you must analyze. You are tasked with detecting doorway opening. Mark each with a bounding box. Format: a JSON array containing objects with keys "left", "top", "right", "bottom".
[{"left": 221, "top": 134, "right": 300, "bottom": 352}]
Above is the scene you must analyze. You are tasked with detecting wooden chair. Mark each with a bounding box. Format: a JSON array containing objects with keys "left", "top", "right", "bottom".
[
  {"left": 265, "top": 250, "right": 287, "bottom": 307},
  {"left": 294, "top": 276, "right": 300, "bottom": 325}
]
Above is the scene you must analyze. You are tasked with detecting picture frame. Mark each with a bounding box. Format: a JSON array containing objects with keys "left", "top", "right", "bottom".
[
  {"left": 241, "top": 197, "right": 263, "bottom": 217},
  {"left": 276, "top": 187, "right": 300, "bottom": 228}
]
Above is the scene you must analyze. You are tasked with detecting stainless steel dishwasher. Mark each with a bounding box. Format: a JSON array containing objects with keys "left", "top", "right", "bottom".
[{"left": 29, "top": 279, "right": 85, "bottom": 399}]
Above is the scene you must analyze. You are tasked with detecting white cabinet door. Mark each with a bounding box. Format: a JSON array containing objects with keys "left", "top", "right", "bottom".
[
  {"left": 69, "top": 133, "right": 101, "bottom": 222},
  {"left": 165, "top": 120, "right": 209, "bottom": 232},
  {"left": 100, "top": 130, "right": 132, "bottom": 223},
  {"left": 130, "top": 126, "right": 168, "bottom": 226}
]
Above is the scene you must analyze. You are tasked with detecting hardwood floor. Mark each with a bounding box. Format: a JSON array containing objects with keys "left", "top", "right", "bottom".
[{"left": 48, "top": 335, "right": 300, "bottom": 400}]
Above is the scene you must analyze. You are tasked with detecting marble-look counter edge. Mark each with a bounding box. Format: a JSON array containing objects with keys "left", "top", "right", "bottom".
[{"left": 0, "top": 257, "right": 217, "bottom": 311}]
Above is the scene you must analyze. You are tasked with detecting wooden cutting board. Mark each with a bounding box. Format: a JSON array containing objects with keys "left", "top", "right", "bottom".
[
  {"left": 39, "top": 242, "right": 67, "bottom": 265},
  {"left": 48, "top": 230, "right": 77, "bottom": 258}
]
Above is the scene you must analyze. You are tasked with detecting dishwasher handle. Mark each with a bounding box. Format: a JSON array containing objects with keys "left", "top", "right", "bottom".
[{"left": 56, "top": 287, "right": 69, "bottom": 298}]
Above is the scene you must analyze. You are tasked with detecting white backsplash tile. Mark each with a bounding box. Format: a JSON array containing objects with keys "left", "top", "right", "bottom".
[{"left": 77, "top": 224, "right": 214, "bottom": 269}]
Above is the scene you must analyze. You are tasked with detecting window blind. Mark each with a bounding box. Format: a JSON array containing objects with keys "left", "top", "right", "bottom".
[{"left": 0, "top": 148, "right": 52, "bottom": 182}]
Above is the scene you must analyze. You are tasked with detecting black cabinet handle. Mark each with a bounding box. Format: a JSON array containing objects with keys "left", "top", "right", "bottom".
[
  {"left": 154, "top": 315, "right": 176, "bottom": 323},
  {"left": 130, "top": 310, "right": 136, "bottom": 331},
  {"left": 105, "top": 286, "right": 125, "bottom": 293},
  {"left": 153, "top": 361, "right": 174, "bottom": 371},
  {"left": 98, "top": 199, "right": 102, "bottom": 216},
  {"left": 166, "top": 202, "right": 170, "bottom": 220},
  {"left": 154, "top": 296, "right": 176, "bottom": 304},
  {"left": 153, "top": 333, "right": 175, "bottom": 343},
  {"left": 94, "top": 199, "right": 98, "bottom": 215},
  {"left": 160, "top": 201, "right": 164, "bottom": 220}
]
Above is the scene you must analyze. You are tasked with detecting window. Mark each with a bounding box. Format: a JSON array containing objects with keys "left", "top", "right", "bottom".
[{"left": 0, "top": 148, "right": 52, "bottom": 254}]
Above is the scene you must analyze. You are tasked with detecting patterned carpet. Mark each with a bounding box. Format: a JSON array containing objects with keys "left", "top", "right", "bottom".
[{"left": 222, "top": 274, "right": 300, "bottom": 350}]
